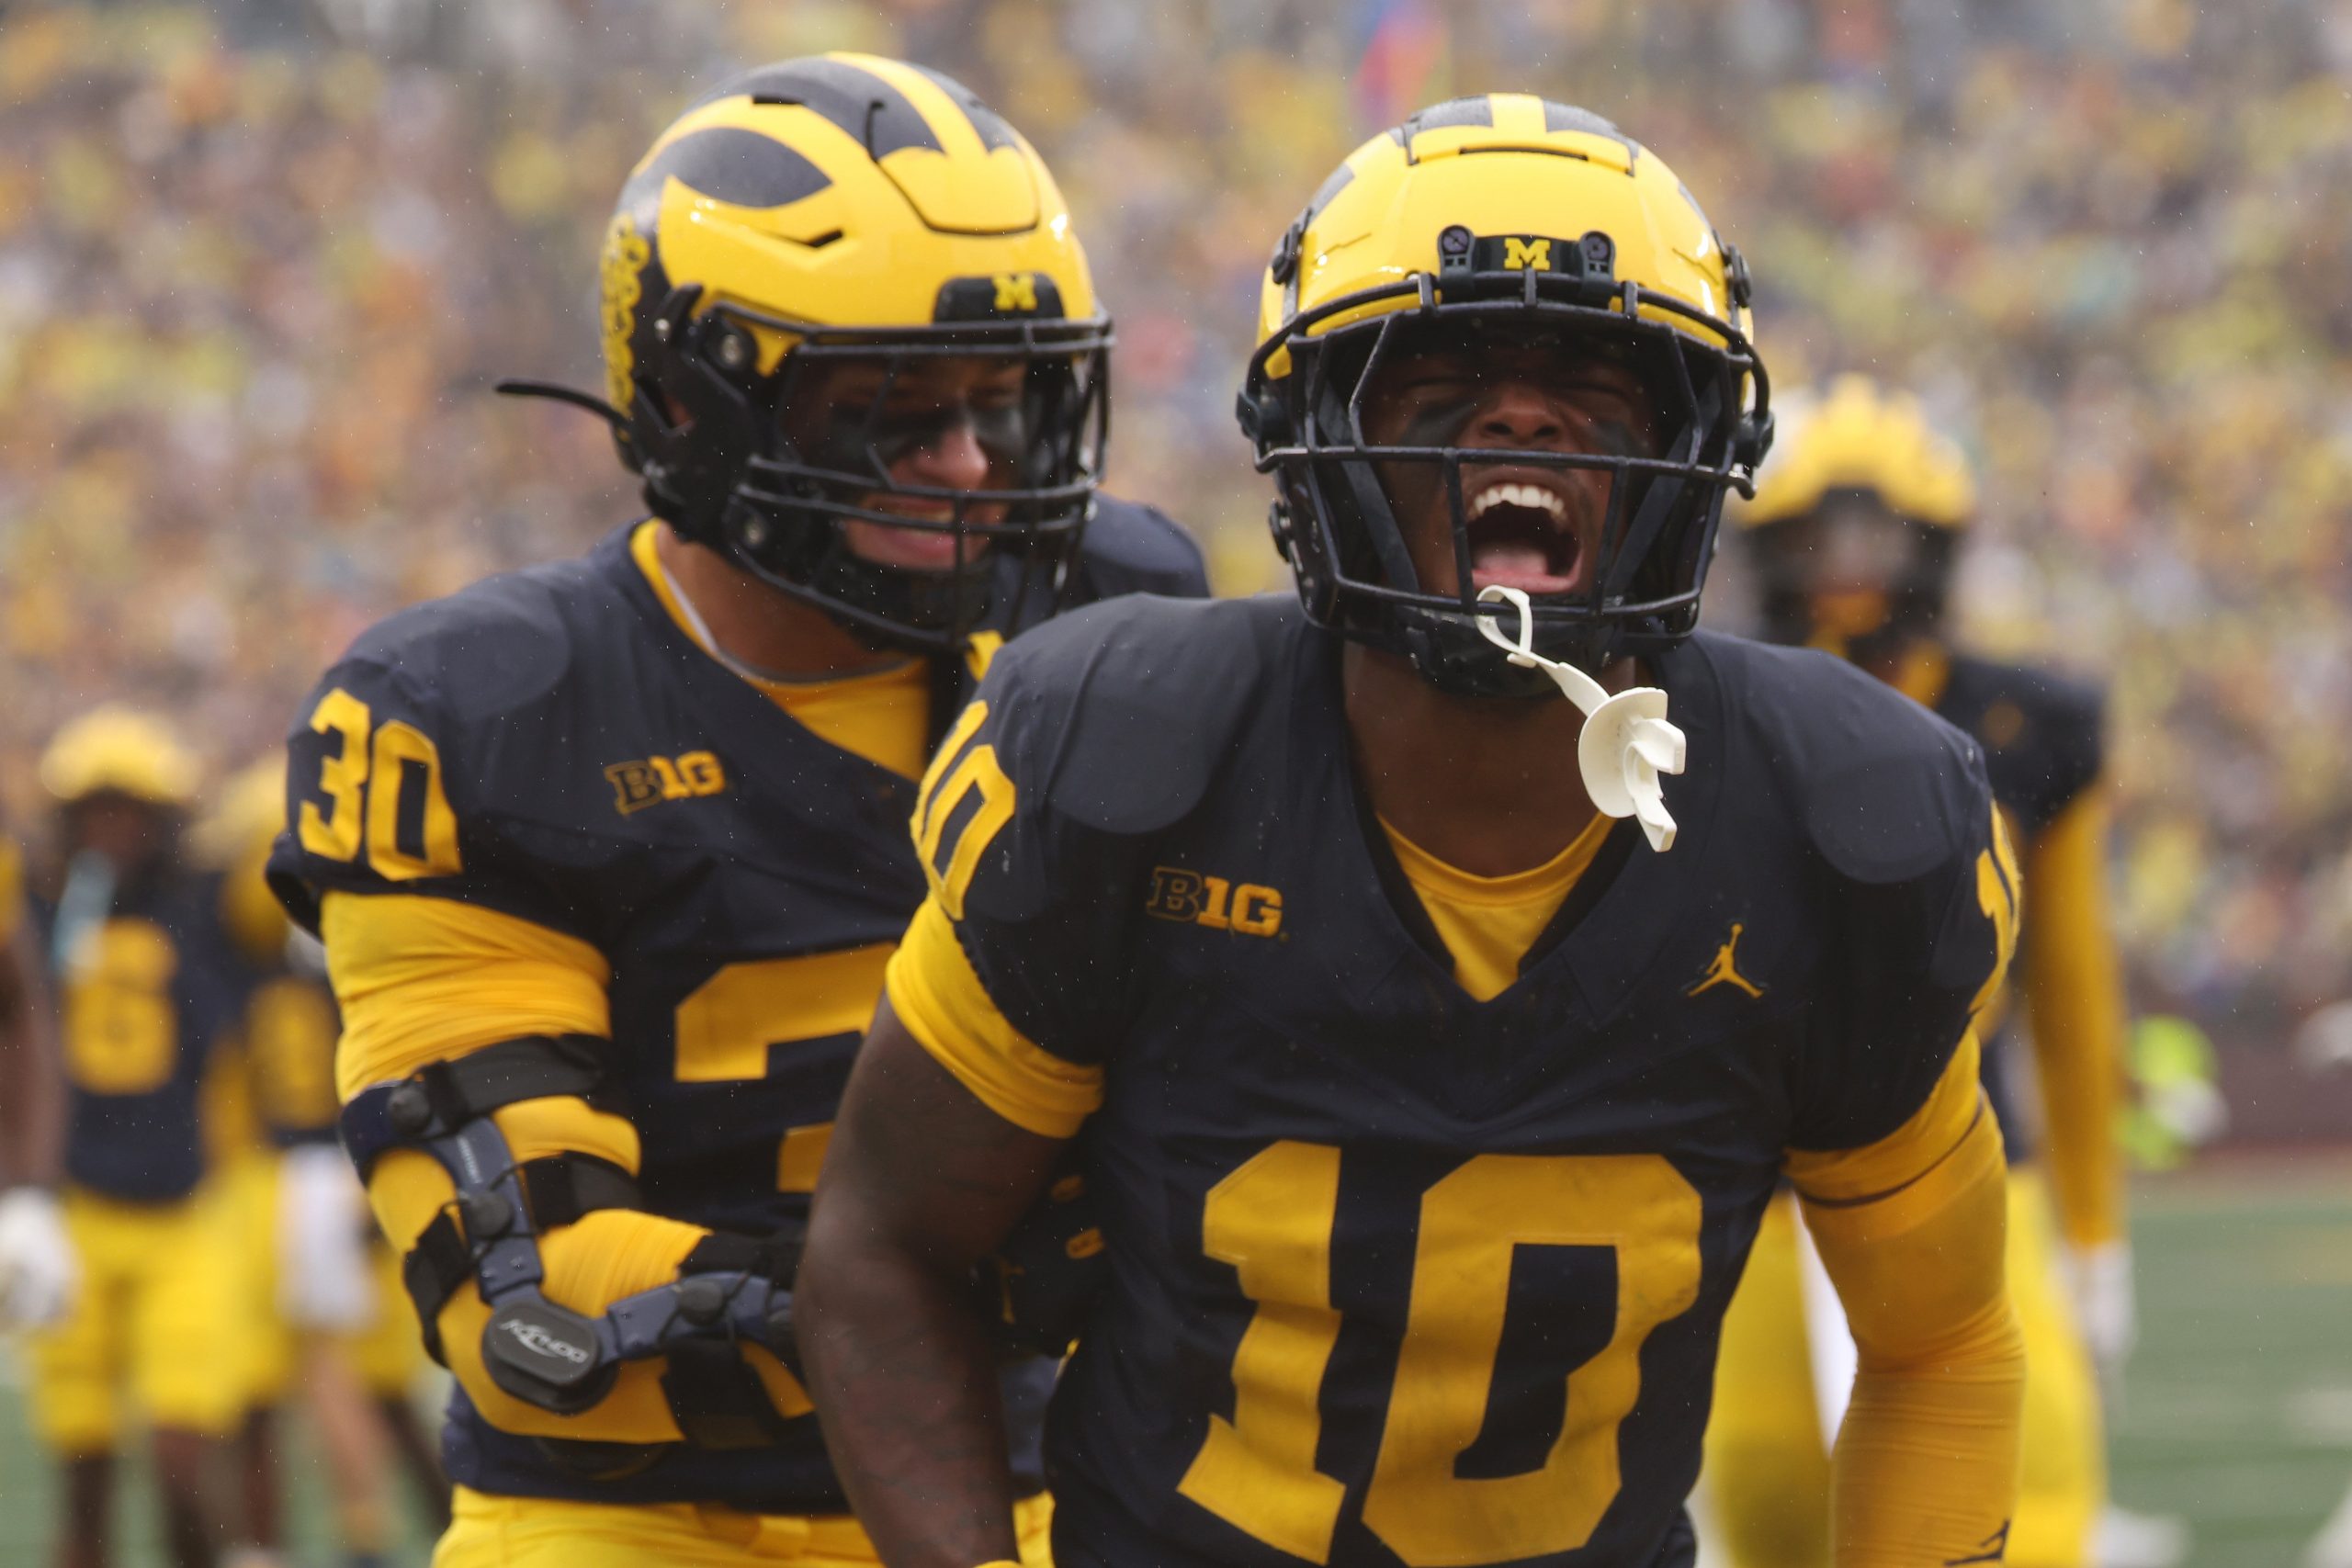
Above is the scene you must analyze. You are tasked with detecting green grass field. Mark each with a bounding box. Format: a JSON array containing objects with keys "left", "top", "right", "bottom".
[{"left": 3, "top": 1159, "right": 2348, "bottom": 1566}]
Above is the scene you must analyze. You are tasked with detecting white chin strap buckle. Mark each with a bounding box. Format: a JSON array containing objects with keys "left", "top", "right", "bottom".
[{"left": 1474, "top": 585, "right": 1686, "bottom": 852}]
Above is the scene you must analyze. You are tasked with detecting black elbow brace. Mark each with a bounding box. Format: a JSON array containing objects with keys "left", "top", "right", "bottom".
[{"left": 342, "top": 1035, "right": 802, "bottom": 1445}]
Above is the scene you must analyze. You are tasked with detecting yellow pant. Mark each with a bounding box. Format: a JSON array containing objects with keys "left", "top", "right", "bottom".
[
  {"left": 1702, "top": 1171, "right": 2103, "bottom": 1568},
  {"left": 28, "top": 1185, "right": 246, "bottom": 1452},
  {"left": 223, "top": 1149, "right": 426, "bottom": 1407},
  {"left": 435, "top": 1486, "right": 1056, "bottom": 1567}
]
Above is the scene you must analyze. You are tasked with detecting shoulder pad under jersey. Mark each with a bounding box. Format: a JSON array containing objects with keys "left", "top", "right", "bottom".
[
  {"left": 268, "top": 554, "right": 628, "bottom": 933},
  {"left": 335, "top": 558, "right": 605, "bottom": 728},
  {"left": 1071, "top": 494, "right": 1210, "bottom": 601},
  {"left": 978, "top": 592, "right": 1297, "bottom": 837},
  {"left": 1938, "top": 654, "right": 2105, "bottom": 838},
  {"left": 1696, "top": 633, "right": 1992, "bottom": 886}
]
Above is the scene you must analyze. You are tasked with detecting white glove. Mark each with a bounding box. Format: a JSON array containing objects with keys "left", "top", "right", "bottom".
[
  {"left": 277, "top": 1145, "right": 378, "bottom": 1332},
  {"left": 0, "top": 1187, "right": 77, "bottom": 1327},
  {"left": 2061, "top": 1239, "right": 2137, "bottom": 1397}
]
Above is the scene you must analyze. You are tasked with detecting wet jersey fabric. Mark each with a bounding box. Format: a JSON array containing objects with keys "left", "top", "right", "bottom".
[
  {"left": 922, "top": 595, "right": 2006, "bottom": 1568},
  {"left": 266, "top": 500, "right": 1205, "bottom": 1515},
  {"left": 44, "top": 875, "right": 246, "bottom": 1203},
  {"left": 1933, "top": 653, "right": 2103, "bottom": 1166}
]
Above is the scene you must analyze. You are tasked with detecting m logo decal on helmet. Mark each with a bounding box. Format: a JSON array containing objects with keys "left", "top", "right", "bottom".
[
  {"left": 1501, "top": 236, "right": 1551, "bottom": 271},
  {"left": 992, "top": 273, "right": 1040, "bottom": 312}
]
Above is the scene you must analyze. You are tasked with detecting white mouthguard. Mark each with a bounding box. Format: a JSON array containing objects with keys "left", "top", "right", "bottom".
[{"left": 1474, "top": 584, "right": 1687, "bottom": 852}]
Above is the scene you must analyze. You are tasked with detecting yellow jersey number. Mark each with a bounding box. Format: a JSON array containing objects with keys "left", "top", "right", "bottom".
[
  {"left": 297, "top": 689, "right": 461, "bottom": 880},
  {"left": 62, "top": 919, "right": 181, "bottom": 1094},
  {"left": 670, "top": 944, "right": 897, "bottom": 1192},
  {"left": 1177, "top": 1143, "right": 1703, "bottom": 1566},
  {"left": 244, "top": 976, "right": 342, "bottom": 1134}
]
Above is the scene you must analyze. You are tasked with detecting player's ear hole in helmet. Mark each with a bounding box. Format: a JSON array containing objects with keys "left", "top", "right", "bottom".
[
  {"left": 1731, "top": 375, "right": 1975, "bottom": 660},
  {"left": 502, "top": 54, "right": 1112, "bottom": 655},
  {"left": 1239, "top": 96, "right": 1772, "bottom": 696}
]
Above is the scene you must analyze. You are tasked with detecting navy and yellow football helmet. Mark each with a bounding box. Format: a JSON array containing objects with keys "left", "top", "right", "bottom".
[
  {"left": 1733, "top": 374, "right": 1976, "bottom": 658},
  {"left": 1238, "top": 96, "right": 1771, "bottom": 692},
  {"left": 516, "top": 54, "right": 1111, "bottom": 653}
]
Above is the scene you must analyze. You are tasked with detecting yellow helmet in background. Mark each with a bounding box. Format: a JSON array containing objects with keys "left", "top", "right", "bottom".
[
  {"left": 531, "top": 53, "right": 1112, "bottom": 654},
  {"left": 1239, "top": 94, "right": 1772, "bottom": 691},
  {"left": 40, "top": 705, "right": 201, "bottom": 810},
  {"left": 190, "top": 757, "right": 286, "bottom": 869},
  {"left": 194, "top": 757, "right": 294, "bottom": 964},
  {"left": 1736, "top": 374, "right": 1975, "bottom": 531},
  {"left": 1733, "top": 376, "right": 1976, "bottom": 653}
]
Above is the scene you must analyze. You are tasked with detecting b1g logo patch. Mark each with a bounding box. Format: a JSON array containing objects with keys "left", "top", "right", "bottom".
[
  {"left": 1146, "top": 866, "right": 1283, "bottom": 938},
  {"left": 604, "top": 750, "right": 727, "bottom": 815}
]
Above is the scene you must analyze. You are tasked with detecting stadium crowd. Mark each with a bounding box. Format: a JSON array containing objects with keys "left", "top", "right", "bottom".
[{"left": 3, "top": 0, "right": 2350, "bottom": 1075}]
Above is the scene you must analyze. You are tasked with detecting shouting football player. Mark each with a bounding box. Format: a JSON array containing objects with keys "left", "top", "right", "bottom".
[
  {"left": 268, "top": 55, "right": 1204, "bottom": 1568},
  {"left": 1704, "top": 377, "right": 2154, "bottom": 1568},
  {"left": 798, "top": 96, "right": 2027, "bottom": 1568}
]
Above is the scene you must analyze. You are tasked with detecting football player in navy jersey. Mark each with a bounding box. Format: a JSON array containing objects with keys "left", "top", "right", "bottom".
[
  {"left": 266, "top": 54, "right": 1204, "bottom": 1568},
  {"left": 799, "top": 96, "right": 2027, "bottom": 1568},
  {"left": 22, "top": 709, "right": 245, "bottom": 1568},
  {"left": 1706, "top": 378, "right": 2143, "bottom": 1568}
]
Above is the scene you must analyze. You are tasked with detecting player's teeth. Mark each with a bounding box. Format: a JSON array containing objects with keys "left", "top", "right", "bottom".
[{"left": 1469, "top": 483, "right": 1568, "bottom": 524}]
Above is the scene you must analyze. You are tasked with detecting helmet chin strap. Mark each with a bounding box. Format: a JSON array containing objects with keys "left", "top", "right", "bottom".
[{"left": 1475, "top": 585, "right": 1687, "bottom": 852}]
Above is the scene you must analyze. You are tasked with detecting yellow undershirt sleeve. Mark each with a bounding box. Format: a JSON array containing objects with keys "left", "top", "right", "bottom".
[
  {"left": 321, "top": 890, "right": 808, "bottom": 1440},
  {"left": 2020, "top": 788, "right": 2129, "bottom": 1250},
  {"left": 1793, "top": 1036, "right": 2026, "bottom": 1566},
  {"left": 885, "top": 896, "right": 1103, "bottom": 1138}
]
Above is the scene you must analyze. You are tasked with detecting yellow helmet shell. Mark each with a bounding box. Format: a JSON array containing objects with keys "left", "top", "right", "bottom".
[
  {"left": 40, "top": 705, "right": 201, "bottom": 809},
  {"left": 1256, "top": 95, "right": 1748, "bottom": 378},
  {"left": 600, "top": 53, "right": 1101, "bottom": 410},
  {"left": 1737, "top": 375, "right": 1976, "bottom": 530}
]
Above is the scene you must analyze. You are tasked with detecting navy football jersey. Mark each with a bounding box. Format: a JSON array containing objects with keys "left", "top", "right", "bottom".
[
  {"left": 1933, "top": 653, "right": 2104, "bottom": 1165},
  {"left": 914, "top": 595, "right": 2009, "bottom": 1568},
  {"left": 45, "top": 874, "right": 245, "bottom": 1203},
  {"left": 266, "top": 501, "right": 1204, "bottom": 1514}
]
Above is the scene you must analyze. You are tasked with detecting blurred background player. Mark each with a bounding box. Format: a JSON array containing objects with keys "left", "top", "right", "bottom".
[
  {"left": 1704, "top": 376, "right": 2162, "bottom": 1568},
  {"left": 266, "top": 52, "right": 1204, "bottom": 1568},
  {"left": 19, "top": 707, "right": 244, "bottom": 1568},
  {"left": 196, "top": 759, "right": 449, "bottom": 1568}
]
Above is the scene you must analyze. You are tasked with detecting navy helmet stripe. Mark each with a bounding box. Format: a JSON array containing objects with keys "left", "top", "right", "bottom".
[
  {"left": 619, "top": 127, "right": 831, "bottom": 225},
  {"left": 908, "top": 63, "right": 1022, "bottom": 153},
  {"left": 698, "top": 59, "right": 943, "bottom": 160}
]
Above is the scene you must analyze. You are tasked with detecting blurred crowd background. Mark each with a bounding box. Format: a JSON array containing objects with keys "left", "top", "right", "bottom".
[{"left": 5, "top": 0, "right": 2350, "bottom": 1135}]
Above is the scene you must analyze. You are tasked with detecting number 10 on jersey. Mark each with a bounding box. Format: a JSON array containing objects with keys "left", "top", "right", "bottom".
[{"left": 1178, "top": 1143, "right": 1702, "bottom": 1566}]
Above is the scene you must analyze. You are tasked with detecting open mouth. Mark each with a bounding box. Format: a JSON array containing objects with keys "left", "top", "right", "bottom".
[{"left": 1465, "top": 479, "right": 1583, "bottom": 594}]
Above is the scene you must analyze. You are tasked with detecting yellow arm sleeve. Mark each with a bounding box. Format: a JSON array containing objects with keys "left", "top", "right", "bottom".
[
  {"left": 884, "top": 896, "right": 1104, "bottom": 1138},
  {"left": 322, "top": 892, "right": 809, "bottom": 1440},
  {"left": 1792, "top": 1037, "right": 2026, "bottom": 1567},
  {"left": 2020, "top": 788, "right": 2129, "bottom": 1249}
]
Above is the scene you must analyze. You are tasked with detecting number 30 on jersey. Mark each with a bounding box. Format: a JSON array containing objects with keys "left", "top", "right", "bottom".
[{"left": 296, "top": 687, "right": 461, "bottom": 880}]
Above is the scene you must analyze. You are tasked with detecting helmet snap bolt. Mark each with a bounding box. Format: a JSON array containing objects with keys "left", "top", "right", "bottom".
[
  {"left": 386, "top": 1084, "right": 432, "bottom": 1138},
  {"left": 676, "top": 1278, "right": 727, "bottom": 1325}
]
